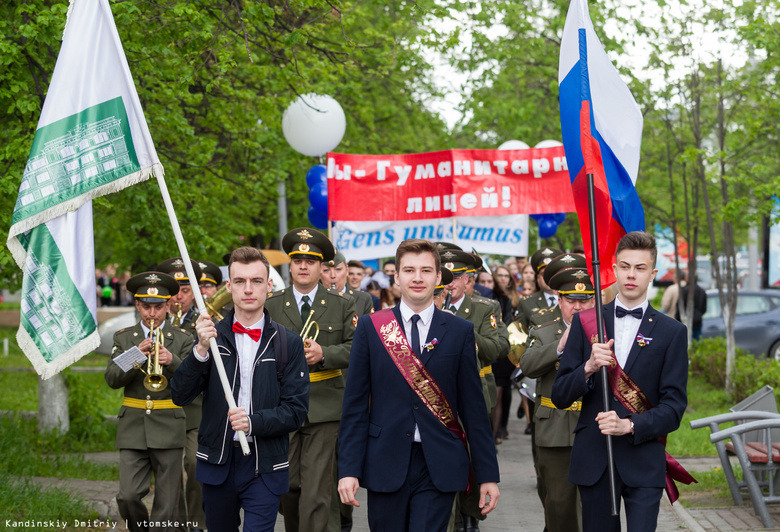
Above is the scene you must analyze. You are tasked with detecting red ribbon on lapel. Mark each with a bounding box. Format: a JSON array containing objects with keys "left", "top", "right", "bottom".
[{"left": 579, "top": 308, "right": 696, "bottom": 503}]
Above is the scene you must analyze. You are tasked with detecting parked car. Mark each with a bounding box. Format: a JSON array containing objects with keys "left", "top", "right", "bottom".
[{"left": 701, "top": 290, "right": 780, "bottom": 360}]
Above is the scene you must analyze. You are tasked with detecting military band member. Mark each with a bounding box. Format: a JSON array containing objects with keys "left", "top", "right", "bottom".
[
  {"left": 157, "top": 258, "right": 203, "bottom": 336},
  {"left": 157, "top": 257, "right": 205, "bottom": 531},
  {"left": 515, "top": 247, "right": 564, "bottom": 329},
  {"left": 519, "top": 254, "right": 596, "bottom": 532},
  {"left": 322, "top": 251, "right": 374, "bottom": 317},
  {"left": 105, "top": 272, "right": 193, "bottom": 532},
  {"left": 266, "top": 228, "right": 357, "bottom": 532},
  {"left": 197, "top": 260, "right": 223, "bottom": 299}
]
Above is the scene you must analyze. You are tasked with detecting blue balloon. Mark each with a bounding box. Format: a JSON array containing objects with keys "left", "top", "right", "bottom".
[
  {"left": 308, "top": 206, "right": 328, "bottom": 230},
  {"left": 530, "top": 214, "right": 545, "bottom": 222},
  {"left": 306, "top": 164, "right": 327, "bottom": 189},
  {"left": 309, "top": 181, "right": 328, "bottom": 214},
  {"left": 553, "top": 212, "right": 567, "bottom": 224},
  {"left": 538, "top": 218, "right": 558, "bottom": 239}
]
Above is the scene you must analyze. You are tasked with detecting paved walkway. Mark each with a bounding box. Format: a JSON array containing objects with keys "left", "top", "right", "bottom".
[{"left": 27, "top": 406, "right": 780, "bottom": 531}]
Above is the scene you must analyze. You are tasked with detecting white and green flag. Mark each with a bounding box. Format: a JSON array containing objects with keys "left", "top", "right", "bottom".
[{"left": 7, "top": 0, "right": 163, "bottom": 379}]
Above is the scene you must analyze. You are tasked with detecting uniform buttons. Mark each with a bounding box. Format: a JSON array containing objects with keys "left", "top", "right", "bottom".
[
  {"left": 413, "top": 405, "right": 418, "bottom": 410},
  {"left": 406, "top": 431, "right": 412, "bottom": 437}
]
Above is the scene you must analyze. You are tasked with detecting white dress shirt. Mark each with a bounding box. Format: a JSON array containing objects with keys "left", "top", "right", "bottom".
[
  {"left": 398, "top": 300, "right": 435, "bottom": 442},
  {"left": 293, "top": 285, "right": 318, "bottom": 315},
  {"left": 613, "top": 295, "right": 648, "bottom": 368}
]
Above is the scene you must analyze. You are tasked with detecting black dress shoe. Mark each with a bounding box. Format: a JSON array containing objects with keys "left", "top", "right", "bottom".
[
  {"left": 463, "top": 514, "right": 480, "bottom": 532},
  {"left": 341, "top": 513, "right": 353, "bottom": 532}
]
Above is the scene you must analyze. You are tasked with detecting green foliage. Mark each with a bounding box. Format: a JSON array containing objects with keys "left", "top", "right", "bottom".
[
  {"left": 677, "top": 466, "right": 743, "bottom": 507},
  {"left": 0, "top": 0, "right": 455, "bottom": 286},
  {"left": 0, "top": 475, "right": 97, "bottom": 524},
  {"left": 667, "top": 372, "right": 731, "bottom": 457},
  {"left": 65, "top": 370, "right": 121, "bottom": 449},
  {"left": 689, "top": 337, "right": 780, "bottom": 403}
]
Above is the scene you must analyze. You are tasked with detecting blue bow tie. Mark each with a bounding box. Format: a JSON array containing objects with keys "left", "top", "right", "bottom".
[{"left": 615, "top": 306, "right": 643, "bottom": 320}]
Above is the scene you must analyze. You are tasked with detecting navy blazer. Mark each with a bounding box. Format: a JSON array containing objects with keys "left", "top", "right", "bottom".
[
  {"left": 339, "top": 306, "right": 500, "bottom": 493},
  {"left": 551, "top": 301, "right": 688, "bottom": 488}
]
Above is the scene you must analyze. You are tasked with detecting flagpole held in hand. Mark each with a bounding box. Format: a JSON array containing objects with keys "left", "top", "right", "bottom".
[
  {"left": 155, "top": 174, "right": 251, "bottom": 456},
  {"left": 587, "top": 172, "right": 618, "bottom": 516}
]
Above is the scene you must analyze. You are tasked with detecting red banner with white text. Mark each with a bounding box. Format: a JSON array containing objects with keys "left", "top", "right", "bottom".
[{"left": 327, "top": 147, "right": 575, "bottom": 221}]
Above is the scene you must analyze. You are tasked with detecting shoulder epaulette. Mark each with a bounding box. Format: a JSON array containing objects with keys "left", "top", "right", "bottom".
[
  {"left": 178, "top": 328, "right": 192, "bottom": 336},
  {"left": 531, "top": 317, "right": 561, "bottom": 330},
  {"left": 267, "top": 289, "right": 285, "bottom": 298},
  {"left": 116, "top": 326, "right": 134, "bottom": 335}
]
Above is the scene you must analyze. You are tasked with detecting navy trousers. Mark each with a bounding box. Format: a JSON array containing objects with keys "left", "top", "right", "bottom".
[
  {"left": 579, "top": 469, "right": 663, "bottom": 532},
  {"left": 366, "top": 443, "right": 457, "bottom": 532},
  {"left": 202, "top": 444, "right": 287, "bottom": 532}
]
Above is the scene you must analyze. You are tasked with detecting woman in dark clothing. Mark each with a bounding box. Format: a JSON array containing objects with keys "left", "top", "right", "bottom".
[{"left": 491, "top": 265, "right": 521, "bottom": 443}]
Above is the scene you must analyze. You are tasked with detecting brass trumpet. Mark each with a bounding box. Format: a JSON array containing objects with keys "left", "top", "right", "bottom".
[
  {"left": 507, "top": 320, "right": 530, "bottom": 366},
  {"left": 172, "top": 302, "right": 183, "bottom": 327},
  {"left": 300, "top": 309, "right": 320, "bottom": 347},
  {"left": 142, "top": 319, "right": 168, "bottom": 392}
]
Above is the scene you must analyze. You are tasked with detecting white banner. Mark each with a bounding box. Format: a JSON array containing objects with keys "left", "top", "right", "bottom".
[
  {"left": 7, "top": 0, "right": 162, "bottom": 378},
  {"left": 332, "top": 215, "right": 529, "bottom": 261}
]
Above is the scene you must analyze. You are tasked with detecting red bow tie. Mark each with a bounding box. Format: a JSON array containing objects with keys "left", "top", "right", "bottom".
[{"left": 232, "top": 321, "right": 262, "bottom": 342}]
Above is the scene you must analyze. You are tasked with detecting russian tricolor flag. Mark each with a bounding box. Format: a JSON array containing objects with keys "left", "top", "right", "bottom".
[{"left": 559, "top": 0, "right": 645, "bottom": 288}]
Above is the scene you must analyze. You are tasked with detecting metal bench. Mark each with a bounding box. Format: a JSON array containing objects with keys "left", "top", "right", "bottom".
[
  {"left": 690, "top": 411, "right": 780, "bottom": 505},
  {"left": 710, "top": 418, "right": 780, "bottom": 528}
]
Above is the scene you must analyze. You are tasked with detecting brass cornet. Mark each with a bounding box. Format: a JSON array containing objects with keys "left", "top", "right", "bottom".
[
  {"left": 300, "top": 309, "right": 320, "bottom": 347},
  {"left": 205, "top": 285, "right": 232, "bottom": 322},
  {"left": 141, "top": 319, "right": 168, "bottom": 392},
  {"left": 507, "top": 321, "right": 530, "bottom": 366}
]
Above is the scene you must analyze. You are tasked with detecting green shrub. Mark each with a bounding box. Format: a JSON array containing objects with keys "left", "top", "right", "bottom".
[
  {"left": 688, "top": 336, "right": 780, "bottom": 403},
  {"left": 0, "top": 475, "right": 97, "bottom": 524}
]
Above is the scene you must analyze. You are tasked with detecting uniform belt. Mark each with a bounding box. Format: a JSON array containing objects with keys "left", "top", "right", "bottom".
[
  {"left": 309, "top": 369, "right": 342, "bottom": 382},
  {"left": 122, "top": 397, "right": 181, "bottom": 412},
  {"left": 539, "top": 396, "right": 581, "bottom": 411},
  {"left": 479, "top": 366, "right": 493, "bottom": 377}
]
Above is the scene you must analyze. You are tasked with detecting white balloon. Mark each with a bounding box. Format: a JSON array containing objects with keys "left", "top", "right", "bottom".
[
  {"left": 534, "top": 139, "right": 563, "bottom": 149},
  {"left": 498, "top": 140, "right": 530, "bottom": 151},
  {"left": 282, "top": 94, "right": 346, "bottom": 157}
]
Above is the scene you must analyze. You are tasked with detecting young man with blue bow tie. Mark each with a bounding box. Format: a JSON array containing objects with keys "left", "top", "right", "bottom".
[{"left": 552, "top": 231, "right": 690, "bottom": 532}]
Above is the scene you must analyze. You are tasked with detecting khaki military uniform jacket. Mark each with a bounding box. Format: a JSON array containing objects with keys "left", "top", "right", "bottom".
[
  {"left": 105, "top": 322, "right": 193, "bottom": 450},
  {"left": 516, "top": 291, "right": 556, "bottom": 329},
  {"left": 518, "top": 306, "right": 580, "bottom": 447},
  {"left": 344, "top": 287, "right": 374, "bottom": 317},
  {"left": 265, "top": 284, "right": 356, "bottom": 424},
  {"left": 169, "top": 308, "right": 202, "bottom": 430}
]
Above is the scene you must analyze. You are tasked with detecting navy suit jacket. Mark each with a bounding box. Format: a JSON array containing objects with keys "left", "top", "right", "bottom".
[
  {"left": 339, "top": 305, "right": 499, "bottom": 493},
  {"left": 551, "top": 301, "right": 688, "bottom": 488}
]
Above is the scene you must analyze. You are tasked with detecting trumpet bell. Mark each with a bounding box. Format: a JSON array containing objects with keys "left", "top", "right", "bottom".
[
  {"left": 507, "top": 321, "right": 530, "bottom": 366},
  {"left": 144, "top": 373, "right": 168, "bottom": 392},
  {"left": 205, "top": 285, "right": 232, "bottom": 321}
]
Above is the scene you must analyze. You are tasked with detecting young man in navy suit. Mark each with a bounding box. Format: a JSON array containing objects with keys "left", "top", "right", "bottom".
[
  {"left": 552, "top": 232, "right": 688, "bottom": 532},
  {"left": 338, "top": 239, "right": 500, "bottom": 532}
]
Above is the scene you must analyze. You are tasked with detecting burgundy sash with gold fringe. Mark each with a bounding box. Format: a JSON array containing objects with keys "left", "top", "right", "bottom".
[
  {"left": 579, "top": 308, "right": 696, "bottom": 504},
  {"left": 370, "top": 309, "right": 468, "bottom": 447}
]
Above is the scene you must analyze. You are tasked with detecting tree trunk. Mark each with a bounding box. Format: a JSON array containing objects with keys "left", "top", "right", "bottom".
[{"left": 37, "top": 374, "right": 69, "bottom": 434}]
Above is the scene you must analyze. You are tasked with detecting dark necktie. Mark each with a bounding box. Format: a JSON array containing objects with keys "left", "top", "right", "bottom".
[
  {"left": 615, "top": 306, "right": 643, "bottom": 320},
  {"left": 449, "top": 305, "right": 457, "bottom": 313},
  {"left": 232, "top": 321, "right": 262, "bottom": 342},
  {"left": 301, "top": 295, "right": 311, "bottom": 325},
  {"left": 410, "top": 314, "right": 422, "bottom": 358},
  {"left": 549, "top": 295, "right": 556, "bottom": 307}
]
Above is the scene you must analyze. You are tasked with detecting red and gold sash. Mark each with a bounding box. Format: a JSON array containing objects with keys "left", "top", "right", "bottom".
[{"left": 579, "top": 308, "right": 696, "bottom": 504}]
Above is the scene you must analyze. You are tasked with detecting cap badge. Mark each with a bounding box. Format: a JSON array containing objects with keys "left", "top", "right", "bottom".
[
  {"left": 299, "top": 243, "right": 310, "bottom": 253},
  {"left": 172, "top": 259, "right": 184, "bottom": 267},
  {"left": 541, "top": 248, "right": 553, "bottom": 256},
  {"left": 543, "top": 258, "right": 552, "bottom": 265},
  {"left": 575, "top": 283, "right": 586, "bottom": 292},
  {"left": 199, "top": 262, "right": 207, "bottom": 268},
  {"left": 572, "top": 270, "right": 589, "bottom": 279},
  {"left": 148, "top": 287, "right": 159, "bottom": 296},
  {"left": 174, "top": 271, "right": 185, "bottom": 279},
  {"left": 146, "top": 274, "right": 161, "bottom": 284},
  {"left": 445, "top": 262, "right": 455, "bottom": 270},
  {"left": 561, "top": 255, "right": 576, "bottom": 263},
  {"left": 442, "top": 251, "right": 456, "bottom": 259},
  {"left": 297, "top": 229, "right": 313, "bottom": 240}
]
